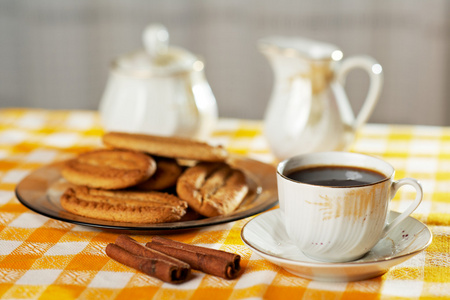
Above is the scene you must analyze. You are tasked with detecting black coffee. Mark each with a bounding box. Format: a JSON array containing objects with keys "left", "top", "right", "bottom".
[{"left": 286, "top": 165, "right": 386, "bottom": 187}]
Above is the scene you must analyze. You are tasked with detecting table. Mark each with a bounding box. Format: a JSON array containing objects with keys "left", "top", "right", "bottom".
[{"left": 0, "top": 108, "right": 448, "bottom": 299}]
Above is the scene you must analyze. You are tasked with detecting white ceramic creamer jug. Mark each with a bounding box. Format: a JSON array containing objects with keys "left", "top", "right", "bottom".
[
  {"left": 99, "top": 24, "right": 218, "bottom": 140},
  {"left": 259, "top": 37, "right": 383, "bottom": 160}
]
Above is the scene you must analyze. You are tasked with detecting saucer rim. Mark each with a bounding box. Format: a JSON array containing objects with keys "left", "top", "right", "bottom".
[{"left": 241, "top": 208, "right": 432, "bottom": 267}]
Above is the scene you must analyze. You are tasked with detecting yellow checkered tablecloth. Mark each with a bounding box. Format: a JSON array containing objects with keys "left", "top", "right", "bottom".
[{"left": 0, "top": 108, "right": 449, "bottom": 299}]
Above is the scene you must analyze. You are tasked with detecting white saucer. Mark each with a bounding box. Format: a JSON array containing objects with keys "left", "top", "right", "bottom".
[{"left": 241, "top": 208, "right": 432, "bottom": 282}]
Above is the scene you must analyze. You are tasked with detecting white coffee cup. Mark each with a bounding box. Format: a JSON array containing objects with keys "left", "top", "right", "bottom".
[{"left": 277, "top": 151, "right": 423, "bottom": 263}]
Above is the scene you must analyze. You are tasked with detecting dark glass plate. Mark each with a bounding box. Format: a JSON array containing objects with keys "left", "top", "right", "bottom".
[{"left": 15, "top": 156, "right": 278, "bottom": 234}]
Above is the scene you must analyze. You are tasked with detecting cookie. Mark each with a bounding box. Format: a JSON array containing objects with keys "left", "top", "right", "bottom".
[
  {"left": 176, "top": 162, "right": 249, "bottom": 217},
  {"left": 102, "top": 132, "right": 228, "bottom": 162},
  {"left": 136, "top": 157, "right": 183, "bottom": 191},
  {"left": 60, "top": 186, "right": 187, "bottom": 223},
  {"left": 62, "top": 149, "right": 156, "bottom": 190}
]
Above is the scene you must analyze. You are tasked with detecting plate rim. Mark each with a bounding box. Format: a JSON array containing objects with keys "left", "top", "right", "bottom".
[
  {"left": 241, "top": 208, "right": 432, "bottom": 268},
  {"left": 15, "top": 157, "right": 278, "bottom": 232}
]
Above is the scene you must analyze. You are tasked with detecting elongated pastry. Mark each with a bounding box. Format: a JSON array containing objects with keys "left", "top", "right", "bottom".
[
  {"left": 60, "top": 186, "right": 187, "bottom": 223},
  {"left": 102, "top": 132, "right": 228, "bottom": 162}
]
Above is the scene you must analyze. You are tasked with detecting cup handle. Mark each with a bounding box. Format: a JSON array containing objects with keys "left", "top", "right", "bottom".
[
  {"left": 382, "top": 178, "right": 423, "bottom": 237},
  {"left": 335, "top": 55, "right": 384, "bottom": 130}
]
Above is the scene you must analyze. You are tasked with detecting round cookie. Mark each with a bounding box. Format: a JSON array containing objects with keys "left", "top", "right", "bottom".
[
  {"left": 136, "top": 157, "right": 183, "bottom": 191},
  {"left": 62, "top": 149, "right": 156, "bottom": 190},
  {"left": 102, "top": 132, "right": 228, "bottom": 162},
  {"left": 60, "top": 186, "right": 187, "bottom": 223}
]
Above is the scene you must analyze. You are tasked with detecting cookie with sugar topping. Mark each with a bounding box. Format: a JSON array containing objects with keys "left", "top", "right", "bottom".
[{"left": 176, "top": 162, "right": 249, "bottom": 217}]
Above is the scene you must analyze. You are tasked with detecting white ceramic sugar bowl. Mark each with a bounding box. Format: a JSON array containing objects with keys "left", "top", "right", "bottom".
[{"left": 99, "top": 24, "right": 218, "bottom": 140}]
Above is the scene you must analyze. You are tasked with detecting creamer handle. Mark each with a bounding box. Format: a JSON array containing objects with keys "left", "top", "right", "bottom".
[{"left": 336, "top": 56, "right": 383, "bottom": 130}]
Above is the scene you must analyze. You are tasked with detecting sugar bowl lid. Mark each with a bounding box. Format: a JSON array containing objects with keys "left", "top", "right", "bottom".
[{"left": 112, "top": 24, "right": 202, "bottom": 77}]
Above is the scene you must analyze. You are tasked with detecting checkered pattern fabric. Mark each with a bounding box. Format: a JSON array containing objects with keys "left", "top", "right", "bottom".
[{"left": 0, "top": 108, "right": 448, "bottom": 299}]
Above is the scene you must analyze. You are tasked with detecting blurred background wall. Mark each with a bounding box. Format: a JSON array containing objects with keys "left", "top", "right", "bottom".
[{"left": 0, "top": 0, "right": 449, "bottom": 125}]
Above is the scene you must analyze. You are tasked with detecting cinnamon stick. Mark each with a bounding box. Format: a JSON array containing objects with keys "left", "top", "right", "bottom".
[
  {"left": 105, "top": 235, "right": 190, "bottom": 284},
  {"left": 145, "top": 236, "right": 241, "bottom": 279}
]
